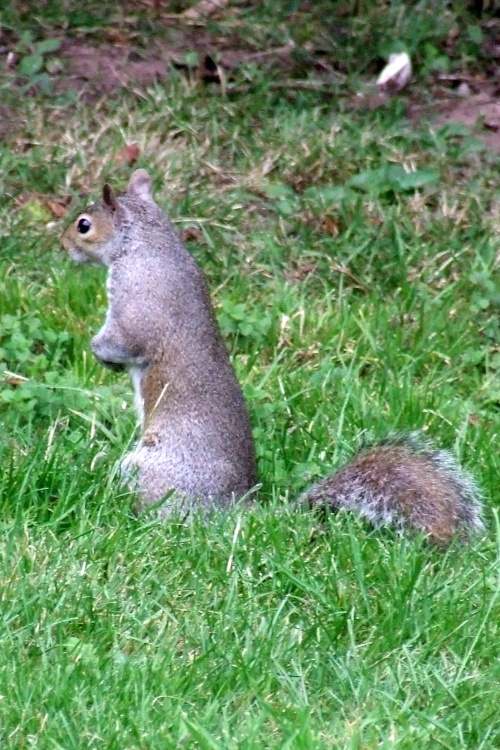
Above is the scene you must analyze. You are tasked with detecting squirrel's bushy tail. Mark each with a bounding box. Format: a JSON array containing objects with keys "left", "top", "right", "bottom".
[{"left": 300, "top": 433, "right": 484, "bottom": 546}]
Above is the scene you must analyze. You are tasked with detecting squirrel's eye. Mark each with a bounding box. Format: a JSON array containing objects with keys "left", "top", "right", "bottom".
[{"left": 77, "top": 217, "right": 92, "bottom": 234}]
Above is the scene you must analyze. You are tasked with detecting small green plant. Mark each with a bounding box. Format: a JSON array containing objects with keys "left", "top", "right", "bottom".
[
  {"left": 0, "top": 313, "right": 107, "bottom": 421},
  {"left": 347, "top": 164, "right": 440, "bottom": 196},
  {"left": 218, "top": 299, "right": 273, "bottom": 347},
  {"left": 0, "top": 312, "right": 70, "bottom": 375},
  {"left": 12, "top": 30, "right": 61, "bottom": 93}
]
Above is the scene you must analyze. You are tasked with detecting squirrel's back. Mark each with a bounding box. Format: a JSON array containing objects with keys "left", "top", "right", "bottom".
[{"left": 301, "top": 434, "right": 484, "bottom": 546}]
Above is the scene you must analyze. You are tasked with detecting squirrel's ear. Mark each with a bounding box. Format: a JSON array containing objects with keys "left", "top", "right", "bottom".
[
  {"left": 102, "top": 184, "right": 119, "bottom": 212},
  {"left": 127, "top": 169, "right": 153, "bottom": 201}
]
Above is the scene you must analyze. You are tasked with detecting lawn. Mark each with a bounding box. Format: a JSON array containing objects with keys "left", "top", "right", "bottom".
[{"left": 1, "top": 1, "right": 500, "bottom": 747}]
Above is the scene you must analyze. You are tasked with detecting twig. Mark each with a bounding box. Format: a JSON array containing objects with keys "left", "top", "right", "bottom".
[
  {"left": 267, "top": 77, "right": 346, "bottom": 90},
  {"left": 183, "top": 0, "right": 230, "bottom": 20}
]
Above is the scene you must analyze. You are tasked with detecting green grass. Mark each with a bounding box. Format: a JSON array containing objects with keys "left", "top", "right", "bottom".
[{"left": 1, "top": 1, "right": 500, "bottom": 747}]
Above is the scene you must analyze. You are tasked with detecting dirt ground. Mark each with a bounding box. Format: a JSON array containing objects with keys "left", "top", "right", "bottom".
[{"left": 2, "top": 11, "right": 500, "bottom": 149}]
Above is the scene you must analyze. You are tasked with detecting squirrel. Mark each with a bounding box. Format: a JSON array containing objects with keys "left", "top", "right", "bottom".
[
  {"left": 61, "top": 170, "right": 484, "bottom": 544},
  {"left": 61, "top": 169, "right": 257, "bottom": 516}
]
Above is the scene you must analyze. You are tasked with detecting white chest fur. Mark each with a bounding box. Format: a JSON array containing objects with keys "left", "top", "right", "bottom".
[{"left": 127, "top": 365, "right": 145, "bottom": 426}]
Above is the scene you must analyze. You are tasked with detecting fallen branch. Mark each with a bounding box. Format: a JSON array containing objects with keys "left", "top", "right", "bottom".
[{"left": 183, "top": 0, "right": 230, "bottom": 20}]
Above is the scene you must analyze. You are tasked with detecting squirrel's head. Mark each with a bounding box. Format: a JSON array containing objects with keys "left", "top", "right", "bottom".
[{"left": 61, "top": 169, "right": 154, "bottom": 266}]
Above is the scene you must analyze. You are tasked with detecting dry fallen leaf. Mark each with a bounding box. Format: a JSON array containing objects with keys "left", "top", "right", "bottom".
[
  {"left": 484, "top": 117, "right": 500, "bottom": 132},
  {"left": 180, "top": 226, "right": 203, "bottom": 243},
  {"left": 44, "top": 197, "right": 71, "bottom": 218},
  {"left": 105, "top": 29, "right": 131, "bottom": 46},
  {"left": 321, "top": 215, "right": 340, "bottom": 237},
  {"left": 183, "top": 0, "right": 229, "bottom": 20},
  {"left": 4, "top": 375, "right": 26, "bottom": 387},
  {"left": 115, "top": 143, "right": 140, "bottom": 165},
  {"left": 330, "top": 264, "right": 367, "bottom": 292},
  {"left": 14, "top": 192, "right": 71, "bottom": 220},
  {"left": 199, "top": 54, "right": 227, "bottom": 94},
  {"left": 284, "top": 262, "right": 317, "bottom": 282}
]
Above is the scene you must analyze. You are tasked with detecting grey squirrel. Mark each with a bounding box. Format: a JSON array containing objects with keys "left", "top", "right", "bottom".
[{"left": 61, "top": 170, "right": 484, "bottom": 545}]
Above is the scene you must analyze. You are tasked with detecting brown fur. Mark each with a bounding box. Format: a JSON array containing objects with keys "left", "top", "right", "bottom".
[{"left": 302, "top": 437, "right": 483, "bottom": 546}]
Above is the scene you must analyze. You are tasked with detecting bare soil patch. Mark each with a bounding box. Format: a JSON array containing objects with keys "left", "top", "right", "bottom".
[
  {"left": 2, "top": 14, "right": 499, "bottom": 148},
  {"left": 408, "top": 82, "right": 500, "bottom": 151}
]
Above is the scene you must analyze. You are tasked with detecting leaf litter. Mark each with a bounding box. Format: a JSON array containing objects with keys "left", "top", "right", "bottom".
[{"left": 0, "top": 4, "right": 499, "bottom": 151}]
